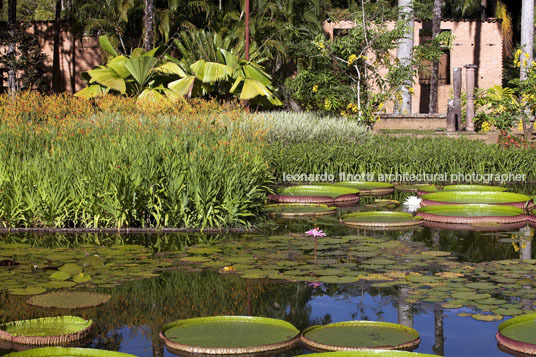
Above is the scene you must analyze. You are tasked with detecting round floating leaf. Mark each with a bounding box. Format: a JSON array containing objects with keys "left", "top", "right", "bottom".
[
  {"left": 39, "top": 281, "right": 77, "bottom": 289},
  {"left": 4, "top": 347, "right": 137, "bottom": 357},
  {"left": 395, "top": 184, "right": 438, "bottom": 193},
  {"left": 443, "top": 185, "right": 508, "bottom": 192},
  {"left": 292, "top": 351, "right": 439, "bottom": 357},
  {"left": 26, "top": 292, "right": 111, "bottom": 309},
  {"left": 301, "top": 321, "right": 420, "bottom": 351},
  {"left": 472, "top": 313, "right": 503, "bottom": 322},
  {"left": 451, "top": 292, "right": 491, "bottom": 300},
  {"left": 9, "top": 287, "right": 47, "bottom": 296},
  {"left": 421, "top": 192, "right": 531, "bottom": 207},
  {"left": 49, "top": 272, "right": 71, "bottom": 281},
  {"left": 497, "top": 313, "right": 536, "bottom": 354},
  {"left": 319, "top": 276, "right": 360, "bottom": 284},
  {"left": 72, "top": 273, "right": 92, "bottom": 283},
  {"left": 270, "top": 185, "right": 360, "bottom": 203},
  {"left": 265, "top": 203, "right": 337, "bottom": 217},
  {"left": 160, "top": 316, "right": 300, "bottom": 354},
  {"left": 58, "top": 264, "right": 83, "bottom": 275},
  {"left": 492, "top": 307, "right": 525, "bottom": 316},
  {"left": 335, "top": 182, "right": 394, "bottom": 196},
  {"left": 341, "top": 212, "right": 423, "bottom": 228},
  {"left": 0, "top": 316, "right": 92, "bottom": 345},
  {"left": 418, "top": 204, "right": 528, "bottom": 224}
]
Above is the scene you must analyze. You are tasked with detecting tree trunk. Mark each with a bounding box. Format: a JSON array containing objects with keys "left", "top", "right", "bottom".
[
  {"left": 144, "top": 0, "right": 155, "bottom": 51},
  {"left": 7, "top": 0, "right": 17, "bottom": 96},
  {"left": 520, "top": 0, "right": 534, "bottom": 141},
  {"left": 429, "top": 0, "right": 442, "bottom": 113},
  {"left": 53, "top": 0, "right": 62, "bottom": 93},
  {"left": 481, "top": 0, "right": 487, "bottom": 21},
  {"left": 395, "top": 0, "right": 414, "bottom": 114}
]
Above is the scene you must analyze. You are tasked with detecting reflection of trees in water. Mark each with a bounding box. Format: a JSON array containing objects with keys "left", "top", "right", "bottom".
[
  {"left": 87, "top": 330, "right": 123, "bottom": 352},
  {"left": 0, "top": 232, "right": 231, "bottom": 252},
  {"left": 411, "top": 228, "right": 527, "bottom": 263}
]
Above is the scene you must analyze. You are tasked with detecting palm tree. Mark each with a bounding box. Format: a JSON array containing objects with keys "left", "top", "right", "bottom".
[
  {"left": 429, "top": 0, "right": 442, "bottom": 113},
  {"left": 52, "top": 0, "right": 62, "bottom": 92},
  {"left": 520, "top": 0, "right": 533, "bottom": 81},
  {"left": 143, "top": 0, "right": 154, "bottom": 51},
  {"left": 7, "top": 0, "right": 17, "bottom": 95},
  {"left": 395, "top": 0, "right": 414, "bottom": 114}
]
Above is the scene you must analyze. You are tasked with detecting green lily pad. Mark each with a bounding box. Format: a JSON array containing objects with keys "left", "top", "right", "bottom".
[
  {"left": 4, "top": 347, "right": 137, "bottom": 357},
  {"left": 334, "top": 182, "right": 394, "bottom": 195},
  {"left": 160, "top": 316, "right": 300, "bottom": 353},
  {"left": 341, "top": 212, "right": 423, "bottom": 228},
  {"left": 421, "top": 191, "right": 531, "bottom": 205},
  {"left": 0, "top": 316, "right": 92, "bottom": 345},
  {"left": 26, "top": 292, "right": 111, "bottom": 309},
  {"left": 395, "top": 184, "right": 438, "bottom": 193},
  {"left": 301, "top": 321, "right": 420, "bottom": 350},
  {"left": 58, "top": 264, "right": 83, "bottom": 275},
  {"left": 271, "top": 185, "right": 360, "bottom": 203},
  {"left": 443, "top": 184, "right": 508, "bottom": 192},
  {"left": 497, "top": 312, "right": 536, "bottom": 353},
  {"left": 265, "top": 203, "right": 337, "bottom": 217},
  {"left": 8, "top": 287, "right": 47, "bottom": 296},
  {"left": 49, "top": 272, "right": 71, "bottom": 281},
  {"left": 472, "top": 313, "right": 503, "bottom": 321}
]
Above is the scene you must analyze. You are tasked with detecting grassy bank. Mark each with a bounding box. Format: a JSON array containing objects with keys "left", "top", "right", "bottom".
[{"left": 1, "top": 93, "right": 535, "bottom": 228}]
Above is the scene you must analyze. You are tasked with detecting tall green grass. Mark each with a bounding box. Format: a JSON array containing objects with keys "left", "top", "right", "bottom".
[{"left": 0, "top": 112, "right": 271, "bottom": 229}]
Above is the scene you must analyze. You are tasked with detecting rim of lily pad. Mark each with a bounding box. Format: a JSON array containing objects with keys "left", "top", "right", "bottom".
[
  {"left": 0, "top": 316, "right": 93, "bottom": 345},
  {"left": 3, "top": 347, "right": 138, "bottom": 357},
  {"left": 264, "top": 203, "right": 337, "bottom": 217},
  {"left": 529, "top": 213, "right": 536, "bottom": 228},
  {"left": 423, "top": 221, "right": 528, "bottom": 232},
  {"left": 443, "top": 184, "right": 508, "bottom": 192},
  {"left": 300, "top": 321, "right": 420, "bottom": 351},
  {"left": 292, "top": 351, "right": 440, "bottom": 357},
  {"left": 159, "top": 316, "right": 300, "bottom": 354},
  {"left": 334, "top": 182, "right": 395, "bottom": 196},
  {"left": 417, "top": 204, "right": 528, "bottom": 224},
  {"left": 340, "top": 212, "right": 423, "bottom": 228},
  {"left": 395, "top": 184, "right": 437, "bottom": 193},
  {"left": 269, "top": 185, "right": 360, "bottom": 204},
  {"left": 496, "top": 313, "right": 536, "bottom": 355},
  {"left": 26, "top": 292, "right": 111, "bottom": 309},
  {"left": 420, "top": 192, "right": 533, "bottom": 209}
]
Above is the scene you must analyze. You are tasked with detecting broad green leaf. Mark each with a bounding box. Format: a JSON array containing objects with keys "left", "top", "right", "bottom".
[
  {"left": 154, "top": 62, "right": 187, "bottom": 77},
  {"left": 229, "top": 75, "right": 244, "bottom": 94},
  {"left": 239, "top": 79, "right": 273, "bottom": 100},
  {"left": 220, "top": 48, "right": 239, "bottom": 69},
  {"left": 107, "top": 56, "right": 130, "bottom": 79},
  {"left": 191, "top": 60, "right": 232, "bottom": 83},
  {"left": 87, "top": 67, "right": 126, "bottom": 93},
  {"left": 242, "top": 63, "right": 272, "bottom": 86},
  {"left": 138, "top": 88, "right": 164, "bottom": 101},
  {"left": 131, "top": 48, "right": 144, "bottom": 57},
  {"left": 74, "top": 84, "right": 108, "bottom": 98},
  {"left": 168, "top": 76, "right": 196, "bottom": 96},
  {"left": 125, "top": 57, "right": 158, "bottom": 86},
  {"left": 98, "top": 35, "right": 119, "bottom": 57}
]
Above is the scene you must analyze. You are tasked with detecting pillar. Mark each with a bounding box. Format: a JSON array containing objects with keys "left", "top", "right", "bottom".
[{"left": 464, "top": 64, "right": 477, "bottom": 132}]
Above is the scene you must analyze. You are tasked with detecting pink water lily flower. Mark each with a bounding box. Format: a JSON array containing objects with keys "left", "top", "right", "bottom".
[{"left": 305, "top": 228, "right": 327, "bottom": 238}]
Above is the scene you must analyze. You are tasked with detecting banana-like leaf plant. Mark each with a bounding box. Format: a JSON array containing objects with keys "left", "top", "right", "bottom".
[
  {"left": 168, "top": 48, "right": 281, "bottom": 105},
  {"left": 76, "top": 35, "right": 185, "bottom": 100}
]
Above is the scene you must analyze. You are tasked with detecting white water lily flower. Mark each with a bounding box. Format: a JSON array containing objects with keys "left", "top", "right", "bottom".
[{"left": 403, "top": 196, "right": 422, "bottom": 213}]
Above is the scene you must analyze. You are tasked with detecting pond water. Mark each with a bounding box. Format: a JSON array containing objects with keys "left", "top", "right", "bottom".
[{"left": 0, "top": 188, "right": 535, "bottom": 357}]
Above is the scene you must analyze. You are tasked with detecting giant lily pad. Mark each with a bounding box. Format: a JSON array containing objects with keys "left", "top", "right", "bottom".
[
  {"left": 443, "top": 184, "right": 508, "bottom": 192},
  {"left": 159, "top": 316, "right": 300, "bottom": 354},
  {"left": 26, "top": 292, "right": 111, "bottom": 309},
  {"left": 529, "top": 212, "right": 536, "bottom": 228},
  {"left": 269, "top": 185, "right": 360, "bottom": 204},
  {"left": 496, "top": 313, "right": 536, "bottom": 355},
  {"left": 340, "top": 212, "right": 423, "bottom": 229},
  {"left": 417, "top": 204, "right": 528, "bottom": 224},
  {"left": 265, "top": 203, "right": 337, "bottom": 217},
  {"left": 293, "top": 352, "right": 439, "bottom": 357},
  {"left": 300, "top": 321, "right": 420, "bottom": 351},
  {"left": 335, "top": 182, "right": 395, "bottom": 196},
  {"left": 395, "top": 184, "right": 437, "bottom": 193},
  {"left": 420, "top": 191, "right": 532, "bottom": 209},
  {"left": 0, "top": 316, "right": 92, "bottom": 345},
  {"left": 4, "top": 347, "right": 138, "bottom": 357}
]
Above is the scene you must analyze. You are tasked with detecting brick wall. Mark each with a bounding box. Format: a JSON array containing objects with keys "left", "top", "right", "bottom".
[{"left": 1, "top": 21, "right": 101, "bottom": 94}]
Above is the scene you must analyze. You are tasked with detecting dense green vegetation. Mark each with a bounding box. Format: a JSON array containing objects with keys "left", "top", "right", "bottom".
[{"left": 0, "top": 93, "right": 534, "bottom": 229}]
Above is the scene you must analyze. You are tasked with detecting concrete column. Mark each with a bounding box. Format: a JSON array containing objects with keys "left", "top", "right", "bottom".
[
  {"left": 453, "top": 67, "right": 462, "bottom": 131},
  {"left": 464, "top": 64, "right": 477, "bottom": 132}
]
